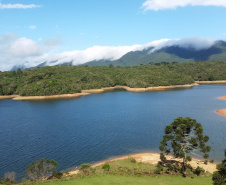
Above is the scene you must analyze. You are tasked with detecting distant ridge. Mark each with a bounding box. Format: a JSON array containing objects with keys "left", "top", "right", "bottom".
[
  {"left": 10, "top": 40, "right": 226, "bottom": 70},
  {"left": 86, "top": 40, "right": 226, "bottom": 66}
]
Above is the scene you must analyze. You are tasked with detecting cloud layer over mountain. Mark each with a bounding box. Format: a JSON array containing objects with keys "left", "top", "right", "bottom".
[
  {"left": 0, "top": 34, "right": 217, "bottom": 71},
  {"left": 142, "top": 0, "right": 226, "bottom": 11}
]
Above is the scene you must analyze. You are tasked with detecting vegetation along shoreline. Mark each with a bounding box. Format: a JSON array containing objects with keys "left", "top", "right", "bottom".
[
  {"left": 1, "top": 81, "right": 226, "bottom": 101},
  {"left": 67, "top": 152, "right": 217, "bottom": 176},
  {"left": 0, "top": 83, "right": 198, "bottom": 100}
]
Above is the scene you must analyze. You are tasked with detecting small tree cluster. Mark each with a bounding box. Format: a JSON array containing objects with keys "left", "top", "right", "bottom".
[
  {"left": 0, "top": 172, "right": 16, "bottom": 185},
  {"left": 212, "top": 149, "right": 226, "bottom": 185},
  {"left": 26, "top": 158, "right": 58, "bottom": 180}
]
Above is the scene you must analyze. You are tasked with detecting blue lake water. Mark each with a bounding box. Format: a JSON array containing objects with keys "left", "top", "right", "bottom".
[{"left": 0, "top": 84, "right": 226, "bottom": 180}]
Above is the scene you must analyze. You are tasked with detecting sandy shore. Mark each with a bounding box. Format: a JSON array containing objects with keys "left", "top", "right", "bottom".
[
  {"left": 0, "top": 95, "right": 20, "bottom": 100},
  {"left": 195, "top": 80, "right": 226, "bottom": 84},
  {"left": 0, "top": 83, "right": 197, "bottom": 100},
  {"left": 219, "top": 96, "right": 226, "bottom": 100},
  {"left": 216, "top": 109, "right": 226, "bottom": 116},
  {"left": 216, "top": 96, "right": 226, "bottom": 116},
  {"left": 11, "top": 93, "right": 90, "bottom": 100},
  {"left": 68, "top": 152, "right": 217, "bottom": 176},
  {"left": 82, "top": 84, "right": 198, "bottom": 93}
]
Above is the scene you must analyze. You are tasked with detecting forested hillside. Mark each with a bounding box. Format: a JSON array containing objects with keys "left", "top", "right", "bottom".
[{"left": 0, "top": 61, "right": 226, "bottom": 96}]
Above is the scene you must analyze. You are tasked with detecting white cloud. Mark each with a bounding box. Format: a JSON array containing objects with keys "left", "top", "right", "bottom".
[
  {"left": 29, "top": 25, "right": 37, "bottom": 30},
  {"left": 151, "top": 37, "right": 215, "bottom": 50},
  {"left": 142, "top": 0, "right": 226, "bottom": 11},
  {"left": 9, "top": 37, "right": 42, "bottom": 57},
  {"left": 0, "top": 33, "right": 18, "bottom": 44},
  {"left": 0, "top": 3, "right": 40, "bottom": 9},
  {"left": 0, "top": 35, "right": 218, "bottom": 71}
]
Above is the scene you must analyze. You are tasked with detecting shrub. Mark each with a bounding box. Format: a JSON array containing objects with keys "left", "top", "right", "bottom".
[
  {"left": 212, "top": 149, "right": 226, "bottom": 185},
  {"left": 79, "top": 163, "right": 91, "bottom": 171},
  {"left": 194, "top": 166, "right": 205, "bottom": 176},
  {"left": 79, "top": 163, "right": 91, "bottom": 175},
  {"left": 186, "top": 156, "right": 192, "bottom": 162},
  {"left": 51, "top": 171, "right": 63, "bottom": 179},
  {"left": 210, "top": 159, "right": 214, "bottom": 163},
  {"left": 102, "top": 163, "right": 110, "bottom": 171},
  {"left": 154, "top": 164, "right": 163, "bottom": 174},
  {"left": 90, "top": 167, "right": 96, "bottom": 174},
  {"left": 128, "top": 157, "right": 136, "bottom": 163}
]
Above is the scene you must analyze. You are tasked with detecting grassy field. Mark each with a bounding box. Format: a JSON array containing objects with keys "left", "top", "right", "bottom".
[
  {"left": 26, "top": 158, "right": 213, "bottom": 185},
  {"left": 37, "top": 175, "right": 212, "bottom": 185}
]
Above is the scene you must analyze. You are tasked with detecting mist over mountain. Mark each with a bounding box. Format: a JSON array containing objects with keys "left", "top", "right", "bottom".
[
  {"left": 84, "top": 40, "right": 226, "bottom": 66},
  {"left": 6, "top": 38, "right": 226, "bottom": 71}
]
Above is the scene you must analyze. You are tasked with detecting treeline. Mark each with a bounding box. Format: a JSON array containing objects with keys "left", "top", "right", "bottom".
[{"left": 0, "top": 61, "right": 226, "bottom": 96}]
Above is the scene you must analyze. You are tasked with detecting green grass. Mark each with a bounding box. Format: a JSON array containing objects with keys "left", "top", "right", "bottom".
[
  {"left": 28, "top": 158, "right": 213, "bottom": 185},
  {"left": 37, "top": 175, "right": 212, "bottom": 185}
]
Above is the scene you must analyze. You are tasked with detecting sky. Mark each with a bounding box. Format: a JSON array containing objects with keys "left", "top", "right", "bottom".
[{"left": 1, "top": 0, "right": 226, "bottom": 71}]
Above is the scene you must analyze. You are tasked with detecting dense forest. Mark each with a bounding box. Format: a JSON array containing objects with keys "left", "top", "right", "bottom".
[{"left": 0, "top": 61, "right": 226, "bottom": 96}]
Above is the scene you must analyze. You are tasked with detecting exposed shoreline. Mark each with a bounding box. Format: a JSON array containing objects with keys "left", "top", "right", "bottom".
[
  {"left": 219, "top": 96, "right": 226, "bottom": 100},
  {"left": 0, "top": 95, "right": 20, "bottom": 100},
  {"left": 216, "top": 96, "right": 226, "bottom": 116},
  {"left": 195, "top": 80, "right": 226, "bottom": 84},
  {"left": 216, "top": 109, "right": 226, "bottom": 116},
  {"left": 68, "top": 152, "right": 217, "bottom": 176},
  {"left": 0, "top": 83, "right": 197, "bottom": 100},
  {"left": 2, "top": 81, "right": 226, "bottom": 100}
]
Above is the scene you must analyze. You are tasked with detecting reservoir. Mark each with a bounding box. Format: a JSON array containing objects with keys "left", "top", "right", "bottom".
[{"left": 0, "top": 84, "right": 226, "bottom": 179}]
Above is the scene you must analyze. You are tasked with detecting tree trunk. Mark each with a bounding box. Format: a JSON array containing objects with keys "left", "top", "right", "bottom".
[{"left": 182, "top": 134, "right": 186, "bottom": 177}]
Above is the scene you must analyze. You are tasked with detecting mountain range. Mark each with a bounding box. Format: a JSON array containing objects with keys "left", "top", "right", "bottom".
[
  {"left": 11, "top": 40, "right": 226, "bottom": 70},
  {"left": 84, "top": 40, "right": 226, "bottom": 66}
]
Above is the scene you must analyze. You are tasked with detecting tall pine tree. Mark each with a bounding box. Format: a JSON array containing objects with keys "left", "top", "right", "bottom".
[{"left": 159, "top": 117, "right": 211, "bottom": 176}]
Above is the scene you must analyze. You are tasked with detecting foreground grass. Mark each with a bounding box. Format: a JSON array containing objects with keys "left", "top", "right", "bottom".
[
  {"left": 26, "top": 158, "right": 213, "bottom": 185},
  {"left": 37, "top": 175, "right": 212, "bottom": 185}
]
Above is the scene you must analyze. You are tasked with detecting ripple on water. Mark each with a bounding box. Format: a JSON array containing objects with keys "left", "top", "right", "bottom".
[{"left": 0, "top": 84, "right": 226, "bottom": 180}]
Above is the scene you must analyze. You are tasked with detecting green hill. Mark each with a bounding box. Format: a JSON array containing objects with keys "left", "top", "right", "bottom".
[{"left": 1, "top": 61, "right": 226, "bottom": 96}]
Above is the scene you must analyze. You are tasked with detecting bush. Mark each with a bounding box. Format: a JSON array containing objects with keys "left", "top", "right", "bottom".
[
  {"left": 128, "top": 157, "right": 136, "bottom": 163},
  {"left": 51, "top": 171, "right": 63, "bottom": 179},
  {"left": 79, "top": 163, "right": 91, "bottom": 175},
  {"left": 210, "top": 159, "right": 214, "bottom": 163},
  {"left": 154, "top": 164, "right": 163, "bottom": 174},
  {"left": 79, "top": 163, "right": 91, "bottom": 171},
  {"left": 102, "top": 163, "right": 110, "bottom": 171},
  {"left": 194, "top": 166, "right": 205, "bottom": 176},
  {"left": 90, "top": 167, "right": 96, "bottom": 174},
  {"left": 186, "top": 156, "right": 192, "bottom": 162},
  {"left": 212, "top": 149, "right": 226, "bottom": 185}
]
